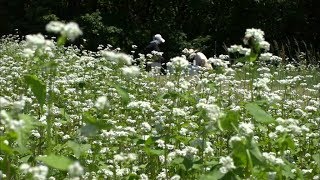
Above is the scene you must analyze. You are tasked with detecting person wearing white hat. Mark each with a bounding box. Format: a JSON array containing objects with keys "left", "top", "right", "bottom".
[
  {"left": 144, "top": 34, "right": 167, "bottom": 74},
  {"left": 145, "top": 34, "right": 165, "bottom": 53}
]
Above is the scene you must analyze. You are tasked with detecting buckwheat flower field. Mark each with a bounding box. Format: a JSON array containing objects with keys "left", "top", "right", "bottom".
[{"left": 0, "top": 22, "right": 319, "bottom": 180}]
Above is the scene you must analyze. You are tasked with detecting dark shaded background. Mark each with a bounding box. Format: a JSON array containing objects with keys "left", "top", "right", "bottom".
[{"left": 1, "top": 0, "right": 320, "bottom": 62}]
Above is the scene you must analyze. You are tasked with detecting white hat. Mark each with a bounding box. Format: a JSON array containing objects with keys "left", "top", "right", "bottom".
[{"left": 154, "top": 34, "right": 165, "bottom": 43}]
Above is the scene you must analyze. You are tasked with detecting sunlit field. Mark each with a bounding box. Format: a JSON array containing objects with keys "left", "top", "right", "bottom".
[{"left": 0, "top": 22, "right": 319, "bottom": 180}]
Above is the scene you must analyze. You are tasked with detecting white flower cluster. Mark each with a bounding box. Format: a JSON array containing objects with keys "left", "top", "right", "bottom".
[
  {"left": 253, "top": 77, "right": 271, "bottom": 91},
  {"left": 239, "top": 122, "right": 255, "bottom": 135},
  {"left": 243, "top": 28, "right": 270, "bottom": 51},
  {"left": 95, "top": 96, "right": 109, "bottom": 110},
  {"left": 0, "top": 97, "right": 10, "bottom": 108},
  {"left": 127, "top": 101, "right": 154, "bottom": 112},
  {"left": 151, "top": 50, "right": 164, "bottom": 56},
  {"left": 208, "top": 57, "right": 229, "bottom": 68},
  {"left": 114, "top": 153, "right": 137, "bottom": 162},
  {"left": 275, "top": 118, "right": 309, "bottom": 135},
  {"left": 0, "top": 110, "right": 24, "bottom": 131},
  {"left": 20, "top": 163, "right": 48, "bottom": 180},
  {"left": 101, "top": 50, "right": 133, "bottom": 65},
  {"left": 219, "top": 156, "right": 236, "bottom": 174},
  {"left": 141, "top": 122, "right": 152, "bottom": 132},
  {"left": 196, "top": 102, "right": 222, "bottom": 122},
  {"left": 172, "top": 108, "right": 187, "bottom": 117},
  {"left": 46, "top": 21, "right": 83, "bottom": 41},
  {"left": 262, "top": 152, "right": 284, "bottom": 165},
  {"left": 229, "top": 135, "right": 245, "bottom": 148},
  {"left": 121, "top": 66, "right": 140, "bottom": 76},
  {"left": 182, "top": 48, "right": 195, "bottom": 55},
  {"left": 167, "top": 56, "right": 189, "bottom": 69},
  {"left": 68, "top": 161, "right": 84, "bottom": 177},
  {"left": 227, "top": 45, "right": 251, "bottom": 56},
  {"left": 24, "top": 33, "right": 55, "bottom": 58}
]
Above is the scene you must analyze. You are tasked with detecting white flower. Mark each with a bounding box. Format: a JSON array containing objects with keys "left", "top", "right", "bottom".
[
  {"left": 260, "top": 53, "right": 273, "bottom": 61},
  {"left": 141, "top": 122, "right": 151, "bottom": 132},
  {"left": 20, "top": 163, "right": 31, "bottom": 173},
  {"left": 270, "top": 55, "right": 282, "bottom": 62},
  {"left": 262, "top": 152, "right": 284, "bottom": 165},
  {"left": 22, "top": 48, "right": 35, "bottom": 58},
  {"left": 196, "top": 102, "right": 222, "bottom": 122},
  {"left": 170, "top": 175, "right": 181, "bottom": 180},
  {"left": 219, "top": 156, "right": 236, "bottom": 174},
  {"left": 0, "top": 97, "right": 10, "bottom": 108},
  {"left": 46, "top": 21, "right": 65, "bottom": 34},
  {"left": 121, "top": 66, "right": 140, "bottom": 76},
  {"left": 243, "top": 28, "right": 265, "bottom": 44},
  {"left": 101, "top": 50, "right": 132, "bottom": 65},
  {"left": 167, "top": 56, "right": 189, "bottom": 69},
  {"left": 61, "top": 22, "right": 83, "bottom": 41},
  {"left": 229, "top": 135, "right": 244, "bottom": 148},
  {"left": 227, "top": 45, "right": 243, "bottom": 53},
  {"left": 140, "top": 173, "right": 149, "bottom": 180},
  {"left": 259, "top": 41, "right": 270, "bottom": 51},
  {"left": 26, "top": 33, "right": 46, "bottom": 47},
  {"left": 239, "top": 122, "right": 255, "bottom": 135},
  {"left": 68, "top": 161, "right": 84, "bottom": 177},
  {"left": 95, "top": 96, "right": 109, "bottom": 110},
  {"left": 172, "top": 108, "right": 187, "bottom": 117}
]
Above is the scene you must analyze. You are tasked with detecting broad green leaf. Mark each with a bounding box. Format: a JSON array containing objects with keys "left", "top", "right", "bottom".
[
  {"left": 80, "top": 124, "right": 98, "bottom": 137},
  {"left": 249, "top": 52, "right": 258, "bottom": 62},
  {"left": 109, "top": 83, "right": 130, "bottom": 105},
  {"left": 183, "top": 157, "right": 193, "bottom": 170},
  {"left": 0, "top": 140, "right": 13, "bottom": 155},
  {"left": 249, "top": 140, "right": 264, "bottom": 165},
  {"left": 312, "top": 154, "right": 320, "bottom": 167},
  {"left": 57, "top": 35, "right": 67, "bottom": 46},
  {"left": 66, "top": 141, "right": 91, "bottom": 158},
  {"left": 36, "top": 154, "right": 73, "bottom": 171},
  {"left": 218, "top": 110, "right": 240, "bottom": 131},
  {"left": 160, "top": 92, "right": 179, "bottom": 100},
  {"left": 24, "top": 75, "right": 46, "bottom": 107},
  {"left": 144, "top": 148, "right": 164, "bottom": 156},
  {"left": 277, "top": 134, "right": 295, "bottom": 151},
  {"left": 245, "top": 103, "right": 274, "bottom": 124},
  {"left": 200, "top": 169, "right": 225, "bottom": 180},
  {"left": 81, "top": 112, "right": 112, "bottom": 132},
  {"left": 171, "top": 157, "right": 184, "bottom": 165}
]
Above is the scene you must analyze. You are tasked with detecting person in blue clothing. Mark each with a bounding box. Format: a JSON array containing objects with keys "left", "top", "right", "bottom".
[{"left": 143, "top": 34, "right": 167, "bottom": 74}]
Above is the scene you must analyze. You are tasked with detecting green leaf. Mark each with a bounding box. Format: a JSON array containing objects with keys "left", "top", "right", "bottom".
[
  {"left": 144, "top": 147, "right": 164, "bottom": 156},
  {"left": 249, "top": 140, "right": 264, "bottom": 166},
  {"left": 24, "top": 75, "right": 46, "bottom": 107},
  {"left": 245, "top": 103, "right": 275, "bottom": 124},
  {"left": 0, "top": 140, "right": 13, "bottom": 155},
  {"left": 66, "top": 141, "right": 91, "bottom": 158},
  {"left": 218, "top": 110, "right": 240, "bottom": 131},
  {"left": 36, "top": 154, "right": 73, "bottom": 170},
  {"left": 183, "top": 157, "right": 194, "bottom": 170},
  {"left": 81, "top": 112, "right": 112, "bottom": 132},
  {"left": 249, "top": 52, "right": 258, "bottom": 62},
  {"left": 109, "top": 83, "right": 130, "bottom": 105},
  {"left": 171, "top": 157, "right": 184, "bottom": 165},
  {"left": 160, "top": 92, "right": 180, "bottom": 100},
  {"left": 57, "top": 35, "right": 67, "bottom": 46},
  {"left": 277, "top": 134, "right": 295, "bottom": 151},
  {"left": 200, "top": 169, "right": 225, "bottom": 180},
  {"left": 312, "top": 154, "right": 320, "bottom": 167}
]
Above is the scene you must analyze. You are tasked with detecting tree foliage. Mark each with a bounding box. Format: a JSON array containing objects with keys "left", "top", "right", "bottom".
[{"left": 1, "top": 0, "right": 320, "bottom": 58}]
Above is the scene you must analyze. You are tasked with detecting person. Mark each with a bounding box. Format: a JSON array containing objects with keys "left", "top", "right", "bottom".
[
  {"left": 143, "top": 34, "right": 167, "bottom": 74},
  {"left": 189, "top": 51, "right": 213, "bottom": 69}
]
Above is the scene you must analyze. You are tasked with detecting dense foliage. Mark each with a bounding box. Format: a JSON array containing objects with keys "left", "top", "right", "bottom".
[{"left": 1, "top": 0, "right": 320, "bottom": 60}]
